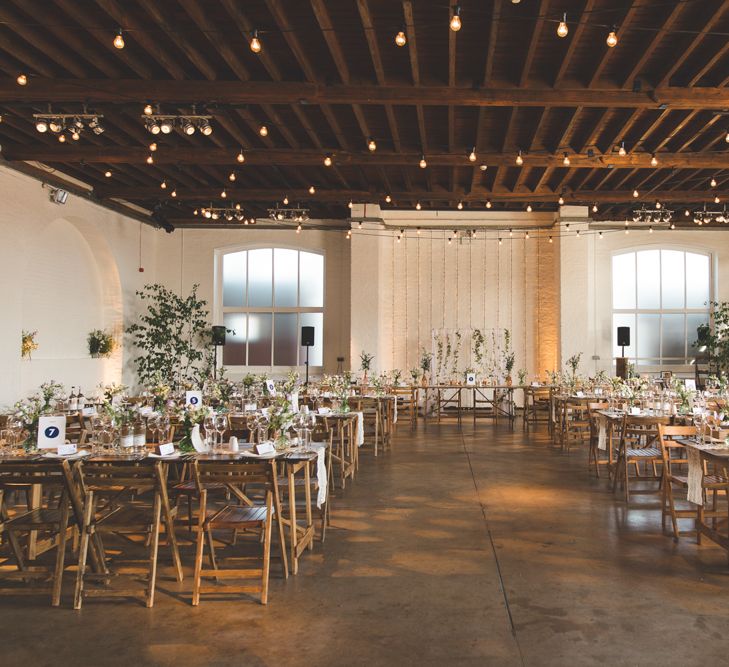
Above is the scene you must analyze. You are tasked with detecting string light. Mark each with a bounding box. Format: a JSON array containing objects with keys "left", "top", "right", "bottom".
[
  {"left": 297, "top": 224, "right": 302, "bottom": 234},
  {"left": 415, "top": 201, "right": 422, "bottom": 210},
  {"left": 526, "top": 204, "right": 533, "bottom": 212},
  {"left": 160, "top": 179, "right": 167, "bottom": 189},
  {"left": 283, "top": 196, "right": 289, "bottom": 205},
  {"left": 450, "top": 5, "right": 462, "bottom": 31},
  {"left": 592, "top": 203, "right": 598, "bottom": 213},
  {"left": 479, "top": 164, "right": 488, "bottom": 171},
  {"left": 650, "top": 153, "right": 658, "bottom": 167},
  {"left": 671, "top": 222, "right": 676, "bottom": 229},
  {"left": 557, "top": 13, "right": 568, "bottom": 38},
  {"left": 395, "top": 29, "right": 407, "bottom": 47},
  {"left": 498, "top": 237, "right": 502, "bottom": 245},
  {"left": 549, "top": 236, "right": 553, "bottom": 243},
  {"left": 308, "top": 185, "right": 316, "bottom": 194},
  {"left": 625, "top": 225, "right": 630, "bottom": 234},
  {"left": 149, "top": 142, "right": 157, "bottom": 151},
  {"left": 633, "top": 189, "right": 639, "bottom": 198},
  {"left": 509, "top": 228, "right": 513, "bottom": 237},
  {"left": 457, "top": 201, "right": 463, "bottom": 210},
  {"left": 468, "top": 147, "right": 477, "bottom": 162},
  {"left": 563, "top": 152, "right": 570, "bottom": 166},
  {"left": 516, "top": 150, "right": 523, "bottom": 166},
  {"left": 599, "top": 231, "right": 603, "bottom": 239},
  {"left": 16, "top": 73, "right": 27, "bottom": 86},
  {"left": 711, "top": 177, "right": 717, "bottom": 187},
  {"left": 250, "top": 29, "right": 262, "bottom": 54},
  {"left": 171, "top": 188, "right": 177, "bottom": 198},
  {"left": 229, "top": 171, "right": 236, "bottom": 182},
  {"left": 558, "top": 195, "right": 565, "bottom": 205},
  {"left": 486, "top": 200, "right": 492, "bottom": 209},
  {"left": 685, "top": 209, "right": 690, "bottom": 216},
  {"left": 385, "top": 194, "right": 392, "bottom": 203},
  {"left": 143, "top": 104, "right": 153, "bottom": 116},
  {"left": 618, "top": 141, "right": 626, "bottom": 156},
  {"left": 419, "top": 155, "right": 427, "bottom": 168},
  {"left": 58, "top": 134, "right": 66, "bottom": 143},
  {"left": 715, "top": 195, "right": 721, "bottom": 204},
  {"left": 649, "top": 226, "right": 653, "bottom": 234},
  {"left": 348, "top": 200, "right": 353, "bottom": 209},
  {"left": 725, "top": 131, "right": 729, "bottom": 143},
  {"left": 606, "top": 26, "right": 618, "bottom": 48},
  {"left": 104, "top": 170, "right": 112, "bottom": 178},
  {"left": 113, "top": 28, "right": 125, "bottom": 49},
  {"left": 221, "top": 189, "right": 227, "bottom": 198},
  {"left": 259, "top": 124, "right": 268, "bottom": 137},
  {"left": 525, "top": 231, "right": 530, "bottom": 239},
  {"left": 416, "top": 227, "right": 421, "bottom": 235},
  {"left": 146, "top": 154, "right": 153, "bottom": 164},
  {"left": 323, "top": 154, "right": 332, "bottom": 166},
  {"left": 368, "top": 138, "right": 377, "bottom": 152},
  {"left": 655, "top": 200, "right": 662, "bottom": 209}
]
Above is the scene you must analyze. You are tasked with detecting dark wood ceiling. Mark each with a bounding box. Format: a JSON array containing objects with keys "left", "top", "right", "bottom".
[{"left": 0, "top": 0, "right": 727, "bottom": 229}]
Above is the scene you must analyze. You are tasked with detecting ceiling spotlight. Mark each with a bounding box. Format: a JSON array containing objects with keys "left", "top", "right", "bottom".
[
  {"left": 89, "top": 118, "right": 105, "bottom": 135},
  {"left": 229, "top": 171, "right": 236, "bottom": 182},
  {"left": 104, "top": 170, "right": 112, "bottom": 178},
  {"left": 415, "top": 201, "right": 422, "bottom": 210},
  {"left": 633, "top": 189, "right": 639, "bottom": 198},
  {"left": 468, "top": 147, "right": 477, "bottom": 162},
  {"left": 606, "top": 26, "right": 618, "bottom": 48},
  {"left": 650, "top": 153, "right": 658, "bottom": 167},
  {"left": 395, "top": 29, "right": 407, "bottom": 47},
  {"left": 250, "top": 29, "right": 262, "bottom": 53},
  {"left": 237, "top": 149, "right": 245, "bottom": 163},
  {"left": 419, "top": 155, "right": 427, "bottom": 168},
  {"left": 516, "top": 150, "right": 523, "bottom": 166},
  {"left": 159, "top": 119, "right": 173, "bottom": 134},
  {"left": 143, "top": 103, "right": 153, "bottom": 116},
  {"left": 145, "top": 118, "right": 160, "bottom": 134},
  {"left": 557, "top": 13, "right": 568, "bottom": 38},
  {"left": 113, "top": 28, "right": 125, "bottom": 49},
  {"left": 385, "top": 194, "right": 392, "bottom": 203},
  {"left": 199, "top": 119, "right": 213, "bottom": 136},
  {"left": 324, "top": 154, "right": 332, "bottom": 167},
  {"left": 35, "top": 118, "right": 48, "bottom": 133},
  {"left": 71, "top": 130, "right": 80, "bottom": 141},
  {"left": 450, "top": 5, "right": 462, "bottom": 31},
  {"left": 563, "top": 152, "right": 570, "bottom": 166},
  {"left": 526, "top": 204, "right": 533, "bottom": 212},
  {"left": 259, "top": 124, "right": 268, "bottom": 137},
  {"left": 368, "top": 138, "right": 377, "bottom": 152},
  {"left": 618, "top": 141, "right": 626, "bottom": 156},
  {"left": 711, "top": 177, "right": 717, "bottom": 187},
  {"left": 16, "top": 73, "right": 27, "bottom": 86},
  {"left": 479, "top": 164, "right": 488, "bottom": 171},
  {"left": 308, "top": 185, "right": 316, "bottom": 194},
  {"left": 182, "top": 119, "right": 195, "bottom": 135},
  {"left": 48, "top": 119, "right": 62, "bottom": 133}
]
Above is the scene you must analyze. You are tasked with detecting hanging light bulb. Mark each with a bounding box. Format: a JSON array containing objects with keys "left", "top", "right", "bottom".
[
  {"left": 725, "top": 131, "right": 729, "bottom": 143},
  {"left": 509, "top": 228, "right": 513, "bottom": 237},
  {"left": 113, "top": 28, "right": 125, "bottom": 49},
  {"left": 606, "top": 26, "right": 618, "bottom": 48},
  {"left": 104, "top": 170, "right": 112, "bottom": 178},
  {"left": 486, "top": 200, "right": 492, "bottom": 209},
  {"left": 650, "top": 153, "right": 658, "bottom": 167},
  {"left": 558, "top": 195, "right": 565, "bottom": 206},
  {"left": 526, "top": 204, "right": 533, "bottom": 212},
  {"left": 633, "top": 189, "right": 639, "bottom": 198},
  {"left": 715, "top": 195, "right": 721, "bottom": 204},
  {"left": 563, "top": 152, "right": 570, "bottom": 166},
  {"left": 499, "top": 237, "right": 502, "bottom": 245},
  {"left": 348, "top": 200, "right": 353, "bottom": 209},
  {"left": 146, "top": 154, "right": 153, "bottom": 164},
  {"left": 468, "top": 147, "right": 477, "bottom": 162},
  {"left": 58, "top": 133, "right": 66, "bottom": 143},
  {"left": 323, "top": 154, "right": 332, "bottom": 167},
  {"left": 368, "top": 138, "right": 377, "bottom": 152},
  {"left": 283, "top": 196, "right": 289, "bottom": 205},
  {"left": 711, "top": 177, "right": 717, "bottom": 187},
  {"left": 250, "top": 29, "right": 262, "bottom": 53},
  {"left": 308, "top": 185, "right": 316, "bottom": 194},
  {"left": 416, "top": 227, "right": 421, "bottom": 235},
  {"left": 525, "top": 231, "right": 530, "bottom": 239},
  {"left": 229, "top": 171, "right": 236, "bottom": 182},
  {"left": 516, "top": 150, "right": 523, "bottom": 166},
  {"left": 415, "top": 201, "right": 422, "bottom": 210},
  {"left": 655, "top": 200, "right": 662, "bottom": 209},
  {"left": 143, "top": 103, "right": 154, "bottom": 116},
  {"left": 450, "top": 5, "right": 462, "bottom": 31},
  {"left": 479, "top": 164, "right": 488, "bottom": 171},
  {"left": 599, "top": 231, "right": 603, "bottom": 239},
  {"left": 385, "top": 194, "right": 392, "bottom": 203},
  {"left": 171, "top": 188, "right": 177, "bottom": 198},
  {"left": 259, "top": 124, "right": 268, "bottom": 137},
  {"left": 618, "top": 141, "right": 626, "bottom": 156},
  {"left": 395, "top": 29, "right": 407, "bottom": 47},
  {"left": 576, "top": 229, "right": 581, "bottom": 237},
  {"left": 297, "top": 223, "right": 302, "bottom": 234},
  {"left": 419, "top": 155, "right": 427, "bottom": 168},
  {"left": 236, "top": 149, "right": 245, "bottom": 163},
  {"left": 592, "top": 203, "right": 598, "bottom": 213},
  {"left": 16, "top": 73, "right": 27, "bottom": 86},
  {"left": 160, "top": 180, "right": 167, "bottom": 189},
  {"left": 549, "top": 235, "right": 553, "bottom": 243},
  {"left": 557, "top": 13, "right": 568, "bottom": 38},
  {"left": 149, "top": 142, "right": 157, "bottom": 151},
  {"left": 221, "top": 189, "right": 227, "bottom": 198},
  {"left": 457, "top": 201, "right": 463, "bottom": 210}
]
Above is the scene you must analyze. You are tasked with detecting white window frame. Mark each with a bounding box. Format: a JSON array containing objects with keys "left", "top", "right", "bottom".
[
  {"left": 214, "top": 244, "right": 325, "bottom": 371},
  {"left": 611, "top": 246, "right": 712, "bottom": 372}
]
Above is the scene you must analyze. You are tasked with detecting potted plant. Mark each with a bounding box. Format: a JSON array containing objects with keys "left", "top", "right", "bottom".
[
  {"left": 420, "top": 348, "right": 432, "bottom": 386},
  {"left": 360, "top": 351, "right": 374, "bottom": 384},
  {"left": 21, "top": 330, "right": 38, "bottom": 360},
  {"left": 409, "top": 368, "right": 421, "bottom": 385},
  {"left": 504, "top": 352, "right": 515, "bottom": 385},
  {"left": 87, "top": 328, "right": 116, "bottom": 358}
]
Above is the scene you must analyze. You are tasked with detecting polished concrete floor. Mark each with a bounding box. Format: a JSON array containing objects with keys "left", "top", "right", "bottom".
[{"left": 3, "top": 421, "right": 729, "bottom": 666}]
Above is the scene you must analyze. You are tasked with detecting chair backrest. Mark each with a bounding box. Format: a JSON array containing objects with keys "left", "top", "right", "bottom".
[
  {"left": 77, "top": 459, "right": 161, "bottom": 495},
  {"left": 192, "top": 458, "right": 275, "bottom": 495},
  {"left": 0, "top": 460, "right": 74, "bottom": 491},
  {"left": 657, "top": 424, "right": 695, "bottom": 468},
  {"left": 619, "top": 415, "right": 664, "bottom": 449}
]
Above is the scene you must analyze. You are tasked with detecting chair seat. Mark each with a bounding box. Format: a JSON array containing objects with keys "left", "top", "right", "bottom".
[
  {"left": 6, "top": 508, "right": 71, "bottom": 530},
  {"left": 626, "top": 447, "right": 661, "bottom": 458},
  {"left": 671, "top": 474, "right": 728, "bottom": 487},
  {"left": 207, "top": 504, "right": 269, "bottom": 529},
  {"left": 174, "top": 480, "right": 228, "bottom": 493},
  {"left": 277, "top": 478, "right": 318, "bottom": 488}
]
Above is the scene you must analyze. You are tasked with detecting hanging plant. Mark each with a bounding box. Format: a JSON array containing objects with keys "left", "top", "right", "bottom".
[
  {"left": 87, "top": 329, "right": 116, "bottom": 358},
  {"left": 21, "top": 330, "right": 38, "bottom": 360}
]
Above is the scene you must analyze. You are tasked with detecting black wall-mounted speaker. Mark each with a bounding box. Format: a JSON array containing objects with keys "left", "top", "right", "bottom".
[
  {"left": 617, "top": 326, "right": 631, "bottom": 348},
  {"left": 301, "top": 326, "right": 315, "bottom": 347},
  {"left": 211, "top": 325, "right": 227, "bottom": 346}
]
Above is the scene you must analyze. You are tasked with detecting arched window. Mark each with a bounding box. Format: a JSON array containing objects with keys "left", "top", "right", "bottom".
[
  {"left": 218, "top": 247, "right": 324, "bottom": 368},
  {"left": 612, "top": 248, "right": 711, "bottom": 367}
]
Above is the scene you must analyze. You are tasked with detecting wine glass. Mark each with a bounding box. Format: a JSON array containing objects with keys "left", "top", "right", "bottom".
[
  {"left": 147, "top": 415, "right": 160, "bottom": 445},
  {"left": 214, "top": 414, "right": 228, "bottom": 451},
  {"left": 304, "top": 412, "right": 317, "bottom": 450},
  {"left": 158, "top": 414, "right": 171, "bottom": 444},
  {"left": 203, "top": 413, "right": 216, "bottom": 449}
]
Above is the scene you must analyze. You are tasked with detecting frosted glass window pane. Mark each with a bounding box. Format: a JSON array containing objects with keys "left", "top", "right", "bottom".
[
  {"left": 661, "top": 250, "right": 685, "bottom": 309},
  {"left": 637, "top": 314, "right": 660, "bottom": 359},
  {"left": 222, "top": 313, "right": 246, "bottom": 365},
  {"left": 687, "top": 313, "right": 709, "bottom": 354},
  {"left": 612, "top": 253, "right": 635, "bottom": 309},
  {"left": 222, "top": 251, "right": 246, "bottom": 307},
  {"left": 637, "top": 250, "right": 660, "bottom": 309},
  {"left": 300, "top": 312, "right": 323, "bottom": 366},
  {"left": 686, "top": 253, "right": 710, "bottom": 308},
  {"left": 274, "top": 248, "right": 298, "bottom": 307},
  {"left": 662, "top": 314, "right": 685, "bottom": 359},
  {"left": 300, "top": 252, "right": 324, "bottom": 307},
  {"left": 273, "top": 313, "right": 298, "bottom": 366},
  {"left": 248, "top": 248, "right": 272, "bottom": 307},
  {"left": 613, "top": 313, "right": 635, "bottom": 359},
  {"left": 248, "top": 313, "right": 272, "bottom": 365}
]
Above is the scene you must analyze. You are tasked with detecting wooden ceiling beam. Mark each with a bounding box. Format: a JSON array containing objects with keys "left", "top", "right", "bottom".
[
  {"left": 519, "top": 0, "right": 549, "bottom": 87},
  {"left": 3, "top": 80, "right": 729, "bottom": 109},
  {"left": 554, "top": 0, "right": 596, "bottom": 87}
]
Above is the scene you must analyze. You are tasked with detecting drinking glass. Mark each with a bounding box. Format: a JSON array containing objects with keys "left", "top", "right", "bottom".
[
  {"left": 203, "top": 414, "right": 216, "bottom": 449},
  {"left": 214, "top": 414, "right": 228, "bottom": 451},
  {"left": 159, "top": 414, "right": 171, "bottom": 444}
]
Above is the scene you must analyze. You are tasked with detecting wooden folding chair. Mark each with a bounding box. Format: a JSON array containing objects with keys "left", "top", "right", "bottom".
[
  {"left": 587, "top": 401, "right": 610, "bottom": 477},
  {"left": 560, "top": 399, "right": 591, "bottom": 453},
  {"left": 392, "top": 386, "right": 417, "bottom": 431},
  {"left": 191, "top": 458, "right": 288, "bottom": 605},
  {"left": 74, "top": 458, "right": 183, "bottom": 609},
  {"left": 0, "top": 460, "right": 79, "bottom": 606},
  {"left": 612, "top": 415, "right": 666, "bottom": 502}
]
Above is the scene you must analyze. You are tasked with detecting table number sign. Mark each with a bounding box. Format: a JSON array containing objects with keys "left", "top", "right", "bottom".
[
  {"left": 266, "top": 379, "right": 276, "bottom": 396},
  {"left": 255, "top": 441, "right": 276, "bottom": 455},
  {"left": 37, "top": 415, "right": 66, "bottom": 449},
  {"left": 684, "top": 379, "right": 697, "bottom": 391},
  {"left": 466, "top": 373, "right": 476, "bottom": 386},
  {"left": 185, "top": 390, "right": 203, "bottom": 407}
]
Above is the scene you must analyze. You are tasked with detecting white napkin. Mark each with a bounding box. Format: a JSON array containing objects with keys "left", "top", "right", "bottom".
[
  {"left": 686, "top": 446, "right": 704, "bottom": 505},
  {"left": 310, "top": 442, "right": 328, "bottom": 509},
  {"left": 148, "top": 451, "right": 182, "bottom": 460},
  {"left": 42, "top": 450, "right": 90, "bottom": 460},
  {"left": 191, "top": 424, "right": 206, "bottom": 452},
  {"left": 355, "top": 411, "right": 364, "bottom": 447},
  {"left": 597, "top": 415, "right": 607, "bottom": 451},
  {"left": 240, "top": 450, "right": 277, "bottom": 459}
]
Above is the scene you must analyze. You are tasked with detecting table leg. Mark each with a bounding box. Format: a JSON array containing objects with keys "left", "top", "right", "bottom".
[{"left": 288, "top": 464, "right": 298, "bottom": 575}]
